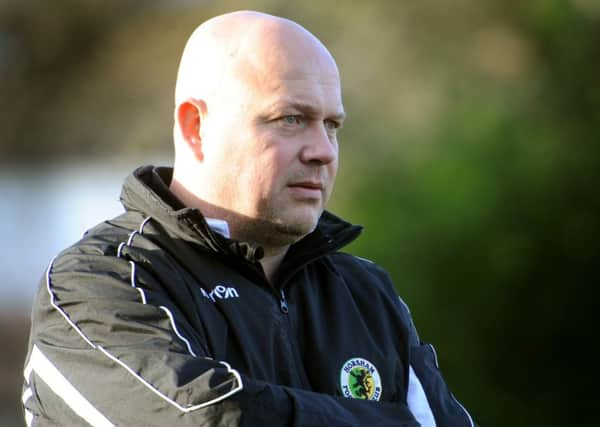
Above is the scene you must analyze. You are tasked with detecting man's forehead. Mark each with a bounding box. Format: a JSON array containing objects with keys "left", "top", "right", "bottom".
[
  {"left": 254, "top": 71, "right": 343, "bottom": 110},
  {"left": 231, "top": 21, "right": 340, "bottom": 87},
  {"left": 229, "top": 56, "right": 342, "bottom": 105},
  {"left": 234, "top": 47, "right": 340, "bottom": 85}
]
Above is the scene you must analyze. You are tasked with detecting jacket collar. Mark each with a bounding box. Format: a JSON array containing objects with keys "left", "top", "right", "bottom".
[{"left": 120, "top": 165, "right": 363, "bottom": 264}]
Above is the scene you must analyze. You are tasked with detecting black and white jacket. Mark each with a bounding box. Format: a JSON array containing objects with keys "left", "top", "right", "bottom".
[{"left": 23, "top": 166, "right": 476, "bottom": 426}]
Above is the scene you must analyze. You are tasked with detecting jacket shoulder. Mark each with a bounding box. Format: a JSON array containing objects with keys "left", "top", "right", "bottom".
[
  {"left": 55, "top": 211, "right": 146, "bottom": 259},
  {"left": 325, "top": 252, "right": 417, "bottom": 340},
  {"left": 35, "top": 211, "right": 150, "bottom": 310},
  {"left": 326, "top": 252, "right": 395, "bottom": 293}
]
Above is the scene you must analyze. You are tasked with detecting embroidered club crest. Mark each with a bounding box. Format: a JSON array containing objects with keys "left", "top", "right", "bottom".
[{"left": 340, "top": 357, "right": 382, "bottom": 401}]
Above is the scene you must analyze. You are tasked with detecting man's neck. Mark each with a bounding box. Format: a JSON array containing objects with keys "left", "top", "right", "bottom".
[
  {"left": 259, "top": 248, "right": 288, "bottom": 285},
  {"left": 208, "top": 217, "right": 288, "bottom": 284},
  {"left": 170, "top": 176, "right": 294, "bottom": 283}
]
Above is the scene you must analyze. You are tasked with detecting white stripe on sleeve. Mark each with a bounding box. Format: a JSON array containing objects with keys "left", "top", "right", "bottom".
[
  {"left": 407, "top": 364, "right": 437, "bottom": 427},
  {"left": 24, "top": 345, "right": 115, "bottom": 427}
]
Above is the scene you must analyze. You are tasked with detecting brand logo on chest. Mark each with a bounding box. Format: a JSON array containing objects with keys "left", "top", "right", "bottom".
[
  {"left": 200, "top": 285, "right": 239, "bottom": 302},
  {"left": 340, "top": 357, "right": 382, "bottom": 401}
]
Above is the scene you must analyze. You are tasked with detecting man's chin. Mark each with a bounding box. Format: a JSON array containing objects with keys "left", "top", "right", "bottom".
[
  {"left": 260, "top": 211, "right": 322, "bottom": 246},
  {"left": 272, "top": 220, "right": 316, "bottom": 242},
  {"left": 231, "top": 213, "right": 318, "bottom": 249}
]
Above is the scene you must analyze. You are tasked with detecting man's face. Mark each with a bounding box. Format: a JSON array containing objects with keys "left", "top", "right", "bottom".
[{"left": 201, "top": 46, "right": 344, "bottom": 245}]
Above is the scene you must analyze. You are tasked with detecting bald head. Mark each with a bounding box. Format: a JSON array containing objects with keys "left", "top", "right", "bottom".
[
  {"left": 170, "top": 11, "right": 344, "bottom": 260},
  {"left": 174, "top": 11, "right": 339, "bottom": 107}
]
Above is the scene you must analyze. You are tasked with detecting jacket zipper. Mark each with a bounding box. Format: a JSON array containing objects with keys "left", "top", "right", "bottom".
[
  {"left": 276, "top": 286, "right": 313, "bottom": 388},
  {"left": 279, "top": 289, "right": 289, "bottom": 314}
]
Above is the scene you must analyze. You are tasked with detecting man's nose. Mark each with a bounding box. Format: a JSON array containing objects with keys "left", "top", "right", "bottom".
[{"left": 300, "top": 122, "right": 338, "bottom": 165}]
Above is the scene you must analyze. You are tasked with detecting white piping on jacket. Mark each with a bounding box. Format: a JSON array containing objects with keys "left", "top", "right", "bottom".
[
  {"left": 158, "top": 306, "right": 197, "bottom": 357},
  {"left": 427, "top": 344, "right": 474, "bottom": 427},
  {"left": 119, "top": 217, "right": 198, "bottom": 358}
]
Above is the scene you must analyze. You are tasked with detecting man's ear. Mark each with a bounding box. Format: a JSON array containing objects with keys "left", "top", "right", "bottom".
[{"left": 177, "top": 99, "right": 206, "bottom": 161}]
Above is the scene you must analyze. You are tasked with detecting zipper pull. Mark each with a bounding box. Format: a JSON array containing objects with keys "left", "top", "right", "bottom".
[{"left": 279, "top": 289, "right": 289, "bottom": 314}]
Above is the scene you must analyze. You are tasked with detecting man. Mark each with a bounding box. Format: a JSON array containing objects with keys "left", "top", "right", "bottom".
[{"left": 22, "top": 11, "right": 476, "bottom": 426}]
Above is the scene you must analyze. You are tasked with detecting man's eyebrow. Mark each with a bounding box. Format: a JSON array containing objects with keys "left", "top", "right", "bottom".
[{"left": 266, "top": 101, "right": 346, "bottom": 121}]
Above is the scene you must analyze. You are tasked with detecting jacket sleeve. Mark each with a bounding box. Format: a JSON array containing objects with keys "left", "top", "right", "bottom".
[
  {"left": 397, "top": 296, "right": 478, "bottom": 427},
  {"left": 22, "top": 252, "right": 420, "bottom": 427}
]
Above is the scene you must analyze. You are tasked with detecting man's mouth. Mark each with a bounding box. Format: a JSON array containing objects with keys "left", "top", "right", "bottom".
[
  {"left": 289, "top": 181, "right": 323, "bottom": 189},
  {"left": 287, "top": 181, "right": 323, "bottom": 199}
]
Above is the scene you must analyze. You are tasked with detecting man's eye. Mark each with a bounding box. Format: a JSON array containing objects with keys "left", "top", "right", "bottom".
[
  {"left": 281, "top": 115, "right": 302, "bottom": 125},
  {"left": 324, "top": 119, "right": 340, "bottom": 131}
]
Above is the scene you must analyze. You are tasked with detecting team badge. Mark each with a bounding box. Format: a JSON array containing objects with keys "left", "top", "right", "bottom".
[{"left": 339, "top": 357, "right": 382, "bottom": 401}]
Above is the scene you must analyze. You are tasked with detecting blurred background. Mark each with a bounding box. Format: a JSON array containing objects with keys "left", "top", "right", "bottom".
[{"left": 1, "top": 0, "right": 598, "bottom": 425}]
